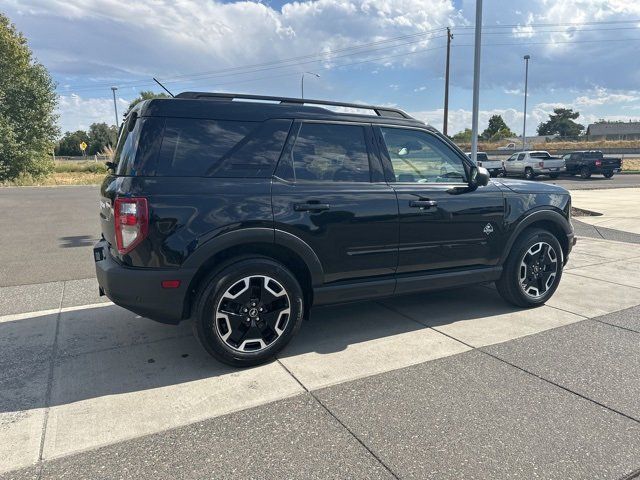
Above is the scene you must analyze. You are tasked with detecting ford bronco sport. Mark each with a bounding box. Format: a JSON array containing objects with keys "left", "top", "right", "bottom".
[{"left": 95, "top": 92, "right": 575, "bottom": 367}]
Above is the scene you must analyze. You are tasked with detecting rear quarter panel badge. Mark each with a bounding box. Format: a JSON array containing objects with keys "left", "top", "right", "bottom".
[{"left": 483, "top": 223, "right": 494, "bottom": 235}]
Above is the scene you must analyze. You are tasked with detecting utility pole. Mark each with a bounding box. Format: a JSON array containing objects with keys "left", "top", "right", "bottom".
[
  {"left": 522, "top": 55, "right": 530, "bottom": 151},
  {"left": 110, "top": 86, "right": 119, "bottom": 127},
  {"left": 470, "top": 0, "right": 483, "bottom": 165},
  {"left": 443, "top": 27, "right": 453, "bottom": 136}
]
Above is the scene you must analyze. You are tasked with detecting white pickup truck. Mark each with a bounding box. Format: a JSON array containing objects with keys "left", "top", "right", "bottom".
[
  {"left": 504, "top": 151, "right": 565, "bottom": 180},
  {"left": 465, "top": 152, "right": 504, "bottom": 177}
]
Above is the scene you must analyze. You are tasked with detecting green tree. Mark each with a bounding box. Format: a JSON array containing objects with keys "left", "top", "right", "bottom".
[
  {"left": 481, "top": 115, "right": 515, "bottom": 140},
  {"left": 537, "top": 108, "right": 584, "bottom": 137},
  {"left": 56, "top": 130, "right": 90, "bottom": 156},
  {"left": 0, "top": 14, "right": 58, "bottom": 181},
  {"left": 87, "top": 122, "right": 118, "bottom": 155},
  {"left": 452, "top": 128, "right": 473, "bottom": 143},
  {"left": 123, "top": 90, "right": 169, "bottom": 118}
]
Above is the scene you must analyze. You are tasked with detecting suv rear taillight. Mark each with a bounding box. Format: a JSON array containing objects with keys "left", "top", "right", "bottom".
[
  {"left": 595, "top": 159, "right": 602, "bottom": 167},
  {"left": 114, "top": 197, "right": 148, "bottom": 254},
  {"left": 538, "top": 161, "right": 544, "bottom": 168}
]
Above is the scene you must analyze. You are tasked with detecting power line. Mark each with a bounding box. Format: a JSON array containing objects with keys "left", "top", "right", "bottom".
[
  {"left": 55, "top": 20, "right": 640, "bottom": 90},
  {"left": 56, "top": 19, "right": 640, "bottom": 95}
]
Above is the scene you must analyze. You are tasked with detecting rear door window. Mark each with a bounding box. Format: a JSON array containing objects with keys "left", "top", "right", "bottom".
[
  {"left": 157, "top": 118, "right": 292, "bottom": 177},
  {"left": 291, "top": 123, "right": 371, "bottom": 182}
]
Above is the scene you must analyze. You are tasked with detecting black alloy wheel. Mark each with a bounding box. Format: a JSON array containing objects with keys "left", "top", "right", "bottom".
[
  {"left": 518, "top": 241, "right": 559, "bottom": 299},
  {"left": 215, "top": 275, "right": 291, "bottom": 353},
  {"left": 192, "top": 257, "right": 304, "bottom": 367}
]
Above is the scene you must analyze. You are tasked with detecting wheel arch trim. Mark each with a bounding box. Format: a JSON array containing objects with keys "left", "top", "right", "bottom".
[
  {"left": 182, "top": 227, "right": 324, "bottom": 287},
  {"left": 501, "top": 209, "right": 572, "bottom": 263}
]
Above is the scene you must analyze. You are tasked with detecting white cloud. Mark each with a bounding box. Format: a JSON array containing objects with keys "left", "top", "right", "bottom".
[
  {"left": 57, "top": 94, "right": 130, "bottom": 132},
  {"left": 574, "top": 87, "right": 639, "bottom": 106},
  {"left": 8, "top": 0, "right": 460, "bottom": 83}
]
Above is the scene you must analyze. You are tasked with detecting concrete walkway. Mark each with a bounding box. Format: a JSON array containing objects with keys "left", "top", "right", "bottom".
[
  {"left": 570, "top": 187, "right": 640, "bottom": 235},
  {"left": 2, "top": 236, "right": 640, "bottom": 478}
]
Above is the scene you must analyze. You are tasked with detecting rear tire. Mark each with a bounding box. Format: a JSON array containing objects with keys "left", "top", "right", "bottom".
[
  {"left": 603, "top": 171, "right": 614, "bottom": 179},
  {"left": 496, "top": 228, "right": 563, "bottom": 308},
  {"left": 192, "top": 257, "right": 304, "bottom": 367},
  {"left": 580, "top": 167, "right": 592, "bottom": 179},
  {"left": 524, "top": 168, "right": 535, "bottom": 180},
  {"left": 549, "top": 173, "right": 559, "bottom": 179}
]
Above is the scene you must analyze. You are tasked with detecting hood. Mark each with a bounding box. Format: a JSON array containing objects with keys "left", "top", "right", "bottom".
[{"left": 493, "top": 178, "right": 569, "bottom": 195}]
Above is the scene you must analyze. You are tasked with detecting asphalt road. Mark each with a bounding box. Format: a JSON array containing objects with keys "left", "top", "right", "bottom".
[
  {"left": 532, "top": 173, "right": 640, "bottom": 190},
  {"left": 0, "top": 186, "right": 99, "bottom": 286},
  {"left": 0, "top": 175, "right": 640, "bottom": 286},
  {"left": 0, "top": 176, "right": 638, "bottom": 286}
]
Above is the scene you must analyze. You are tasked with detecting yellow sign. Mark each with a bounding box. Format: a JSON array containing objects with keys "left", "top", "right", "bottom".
[{"left": 79, "top": 141, "right": 87, "bottom": 151}]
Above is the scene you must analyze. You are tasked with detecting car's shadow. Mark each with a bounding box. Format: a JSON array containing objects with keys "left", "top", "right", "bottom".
[{"left": 1, "top": 285, "right": 523, "bottom": 414}]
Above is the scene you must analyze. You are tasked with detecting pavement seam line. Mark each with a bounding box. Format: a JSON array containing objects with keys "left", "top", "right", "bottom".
[
  {"left": 590, "top": 317, "right": 640, "bottom": 335},
  {"left": 378, "top": 301, "right": 640, "bottom": 426},
  {"left": 36, "top": 281, "right": 66, "bottom": 478},
  {"left": 276, "top": 359, "right": 401, "bottom": 480},
  {"left": 564, "top": 271, "right": 640, "bottom": 291}
]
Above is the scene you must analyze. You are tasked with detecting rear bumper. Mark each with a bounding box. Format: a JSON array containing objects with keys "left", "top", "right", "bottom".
[{"left": 94, "top": 240, "right": 195, "bottom": 324}]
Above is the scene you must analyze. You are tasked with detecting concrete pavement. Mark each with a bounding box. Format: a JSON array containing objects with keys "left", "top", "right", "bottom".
[
  {"left": 2, "top": 236, "right": 640, "bottom": 478},
  {"left": 570, "top": 187, "right": 640, "bottom": 235}
]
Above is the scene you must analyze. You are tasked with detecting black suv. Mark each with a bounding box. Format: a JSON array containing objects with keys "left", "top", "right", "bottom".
[{"left": 95, "top": 92, "right": 575, "bottom": 367}]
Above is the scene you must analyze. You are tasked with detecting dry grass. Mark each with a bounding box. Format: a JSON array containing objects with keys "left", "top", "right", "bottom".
[
  {"left": 623, "top": 158, "right": 640, "bottom": 172},
  {"left": 2, "top": 172, "right": 106, "bottom": 186},
  {"left": 456, "top": 139, "right": 640, "bottom": 151}
]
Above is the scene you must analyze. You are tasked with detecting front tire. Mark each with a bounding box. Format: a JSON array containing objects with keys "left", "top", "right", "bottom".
[
  {"left": 496, "top": 228, "right": 563, "bottom": 308},
  {"left": 580, "top": 167, "right": 592, "bottom": 179},
  {"left": 192, "top": 257, "right": 304, "bottom": 367}
]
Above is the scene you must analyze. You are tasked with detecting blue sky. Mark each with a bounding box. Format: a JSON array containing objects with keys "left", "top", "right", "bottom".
[{"left": 4, "top": 0, "right": 640, "bottom": 136}]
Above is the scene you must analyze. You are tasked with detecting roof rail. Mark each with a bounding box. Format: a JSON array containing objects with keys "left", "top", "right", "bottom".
[{"left": 175, "top": 92, "right": 413, "bottom": 119}]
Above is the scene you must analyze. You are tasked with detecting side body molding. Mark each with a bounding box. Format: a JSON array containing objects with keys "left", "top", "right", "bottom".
[{"left": 182, "top": 227, "right": 324, "bottom": 287}]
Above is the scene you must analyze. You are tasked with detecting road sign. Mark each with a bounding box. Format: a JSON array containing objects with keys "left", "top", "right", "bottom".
[{"left": 79, "top": 142, "right": 87, "bottom": 151}]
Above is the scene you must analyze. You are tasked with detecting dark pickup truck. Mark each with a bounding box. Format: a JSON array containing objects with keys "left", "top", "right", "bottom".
[{"left": 563, "top": 151, "right": 622, "bottom": 179}]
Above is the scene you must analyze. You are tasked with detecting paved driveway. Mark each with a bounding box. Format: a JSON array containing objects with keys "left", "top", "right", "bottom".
[
  {"left": 2, "top": 185, "right": 640, "bottom": 479},
  {"left": 1, "top": 236, "right": 640, "bottom": 479}
]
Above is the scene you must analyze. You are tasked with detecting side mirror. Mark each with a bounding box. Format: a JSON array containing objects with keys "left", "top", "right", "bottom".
[
  {"left": 105, "top": 161, "right": 116, "bottom": 172},
  {"left": 469, "top": 165, "right": 490, "bottom": 188}
]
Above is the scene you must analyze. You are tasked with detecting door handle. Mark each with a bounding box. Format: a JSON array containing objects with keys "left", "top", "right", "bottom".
[
  {"left": 409, "top": 200, "right": 438, "bottom": 209},
  {"left": 294, "top": 202, "right": 330, "bottom": 212}
]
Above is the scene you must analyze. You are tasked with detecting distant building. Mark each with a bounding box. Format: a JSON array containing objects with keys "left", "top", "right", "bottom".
[{"left": 587, "top": 121, "right": 640, "bottom": 140}]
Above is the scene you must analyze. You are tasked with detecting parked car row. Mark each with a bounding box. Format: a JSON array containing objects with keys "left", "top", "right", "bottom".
[{"left": 466, "top": 150, "right": 623, "bottom": 180}]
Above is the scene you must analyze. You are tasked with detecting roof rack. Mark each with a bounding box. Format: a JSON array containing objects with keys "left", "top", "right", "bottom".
[{"left": 175, "top": 92, "right": 413, "bottom": 119}]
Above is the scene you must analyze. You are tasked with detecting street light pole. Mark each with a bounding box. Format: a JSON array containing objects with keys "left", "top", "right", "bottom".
[
  {"left": 522, "top": 55, "right": 530, "bottom": 151},
  {"left": 110, "top": 86, "right": 119, "bottom": 126},
  {"left": 443, "top": 27, "right": 453, "bottom": 136},
  {"left": 470, "top": 0, "right": 483, "bottom": 165},
  {"left": 301, "top": 72, "right": 320, "bottom": 99}
]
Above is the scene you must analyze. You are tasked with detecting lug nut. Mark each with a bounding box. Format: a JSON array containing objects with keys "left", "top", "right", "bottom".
[{"left": 259, "top": 307, "right": 263, "bottom": 312}]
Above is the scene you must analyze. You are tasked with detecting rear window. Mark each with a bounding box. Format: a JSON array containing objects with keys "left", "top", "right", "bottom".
[
  {"left": 291, "top": 123, "right": 371, "bottom": 182},
  {"left": 114, "top": 114, "right": 163, "bottom": 176},
  {"left": 476, "top": 153, "right": 489, "bottom": 162},
  {"left": 157, "top": 118, "right": 292, "bottom": 177},
  {"left": 530, "top": 152, "right": 551, "bottom": 159}
]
